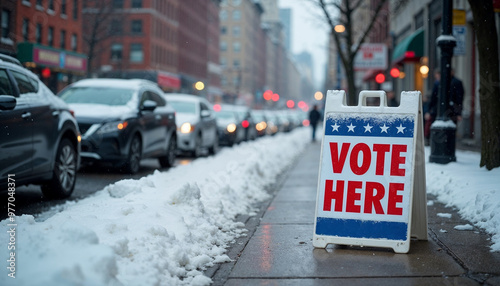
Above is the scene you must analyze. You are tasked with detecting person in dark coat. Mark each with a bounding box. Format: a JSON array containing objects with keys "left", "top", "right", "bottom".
[
  {"left": 309, "top": 105, "right": 321, "bottom": 142},
  {"left": 425, "top": 68, "right": 464, "bottom": 125}
]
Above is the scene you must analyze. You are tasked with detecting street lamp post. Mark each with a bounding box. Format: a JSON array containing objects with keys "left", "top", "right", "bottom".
[{"left": 429, "top": 0, "right": 457, "bottom": 164}]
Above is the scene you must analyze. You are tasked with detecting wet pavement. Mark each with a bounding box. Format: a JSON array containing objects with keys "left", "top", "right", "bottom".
[{"left": 208, "top": 142, "right": 500, "bottom": 285}]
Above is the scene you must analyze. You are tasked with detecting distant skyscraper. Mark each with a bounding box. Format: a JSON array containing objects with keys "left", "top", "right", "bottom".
[{"left": 279, "top": 8, "right": 292, "bottom": 53}]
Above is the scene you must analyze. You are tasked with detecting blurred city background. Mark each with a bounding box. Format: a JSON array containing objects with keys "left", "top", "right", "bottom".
[{"left": 1, "top": 0, "right": 498, "bottom": 151}]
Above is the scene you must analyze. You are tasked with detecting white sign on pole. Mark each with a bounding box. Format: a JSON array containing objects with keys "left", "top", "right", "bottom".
[
  {"left": 313, "top": 90, "right": 428, "bottom": 254},
  {"left": 353, "top": 44, "right": 388, "bottom": 70},
  {"left": 453, "top": 26, "right": 466, "bottom": 56}
]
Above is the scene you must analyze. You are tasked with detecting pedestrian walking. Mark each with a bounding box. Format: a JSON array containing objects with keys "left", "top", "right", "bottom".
[{"left": 309, "top": 105, "right": 321, "bottom": 142}]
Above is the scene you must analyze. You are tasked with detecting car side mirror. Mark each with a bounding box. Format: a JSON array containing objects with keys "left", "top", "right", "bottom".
[
  {"left": 0, "top": 95, "right": 17, "bottom": 110},
  {"left": 141, "top": 100, "right": 157, "bottom": 111},
  {"left": 201, "top": 110, "right": 211, "bottom": 118}
]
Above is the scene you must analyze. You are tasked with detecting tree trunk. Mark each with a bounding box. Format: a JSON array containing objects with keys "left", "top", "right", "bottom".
[
  {"left": 467, "top": 0, "right": 500, "bottom": 170},
  {"left": 346, "top": 64, "right": 357, "bottom": 106}
]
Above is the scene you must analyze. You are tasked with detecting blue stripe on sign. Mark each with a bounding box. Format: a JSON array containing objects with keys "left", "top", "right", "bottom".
[
  {"left": 324, "top": 116, "right": 415, "bottom": 138},
  {"left": 315, "top": 217, "right": 408, "bottom": 241}
]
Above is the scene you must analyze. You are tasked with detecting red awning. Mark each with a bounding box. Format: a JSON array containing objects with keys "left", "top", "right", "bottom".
[{"left": 157, "top": 72, "right": 180, "bottom": 89}]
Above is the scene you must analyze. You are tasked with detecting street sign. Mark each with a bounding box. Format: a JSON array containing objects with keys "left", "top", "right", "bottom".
[
  {"left": 453, "top": 26, "right": 466, "bottom": 56},
  {"left": 353, "top": 44, "right": 388, "bottom": 70},
  {"left": 313, "top": 90, "right": 428, "bottom": 253}
]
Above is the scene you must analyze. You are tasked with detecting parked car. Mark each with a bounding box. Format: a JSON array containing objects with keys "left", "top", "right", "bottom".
[
  {"left": 58, "top": 79, "right": 177, "bottom": 174},
  {"left": 214, "top": 106, "right": 241, "bottom": 146},
  {"left": 164, "top": 93, "right": 218, "bottom": 157},
  {"left": 251, "top": 110, "right": 269, "bottom": 137},
  {"left": 0, "top": 54, "right": 80, "bottom": 199},
  {"left": 220, "top": 104, "right": 257, "bottom": 141}
]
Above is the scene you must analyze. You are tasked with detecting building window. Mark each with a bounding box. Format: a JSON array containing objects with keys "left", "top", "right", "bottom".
[
  {"left": 220, "top": 10, "right": 227, "bottom": 21},
  {"left": 220, "top": 26, "right": 227, "bottom": 35},
  {"left": 110, "top": 19, "right": 123, "bottom": 35},
  {"left": 1, "top": 10, "right": 11, "bottom": 39},
  {"left": 233, "top": 26, "right": 240, "bottom": 37},
  {"left": 111, "top": 44, "right": 123, "bottom": 60},
  {"left": 22, "top": 18, "right": 29, "bottom": 41},
  {"left": 61, "top": 0, "right": 67, "bottom": 16},
  {"left": 36, "top": 0, "right": 43, "bottom": 8},
  {"left": 131, "top": 20, "right": 142, "bottom": 34},
  {"left": 48, "top": 0, "right": 55, "bottom": 11},
  {"left": 48, "top": 27, "right": 54, "bottom": 46},
  {"left": 131, "top": 0, "right": 142, "bottom": 8},
  {"left": 113, "top": 0, "right": 123, "bottom": 9},
  {"left": 220, "top": 57, "right": 226, "bottom": 67},
  {"left": 233, "top": 42, "right": 240, "bottom": 52},
  {"left": 71, "top": 34, "right": 77, "bottom": 51},
  {"left": 232, "top": 10, "right": 241, "bottom": 21},
  {"left": 73, "top": 0, "right": 78, "bottom": 20},
  {"left": 220, "top": 41, "right": 227, "bottom": 52},
  {"left": 233, "top": 59, "right": 240, "bottom": 68},
  {"left": 232, "top": 0, "right": 241, "bottom": 5},
  {"left": 130, "top": 43, "right": 143, "bottom": 63},
  {"left": 36, "top": 24, "right": 42, "bottom": 44},
  {"left": 60, "top": 30, "right": 66, "bottom": 49}
]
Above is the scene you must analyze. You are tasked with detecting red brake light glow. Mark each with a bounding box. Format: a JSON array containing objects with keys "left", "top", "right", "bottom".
[{"left": 242, "top": 120, "right": 250, "bottom": 128}]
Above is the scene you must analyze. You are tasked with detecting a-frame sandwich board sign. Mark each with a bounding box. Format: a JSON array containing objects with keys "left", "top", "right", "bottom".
[{"left": 313, "top": 90, "right": 428, "bottom": 254}]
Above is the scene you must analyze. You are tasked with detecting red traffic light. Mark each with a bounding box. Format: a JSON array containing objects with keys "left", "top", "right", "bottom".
[
  {"left": 271, "top": 93, "right": 279, "bottom": 102},
  {"left": 263, "top": 90, "right": 273, "bottom": 101},
  {"left": 41, "top": 67, "right": 51, "bottom": 79},
  {"left": 390, "top": 68, "right": 400, "bottom": 78},
  {"left": 375, "top": 73, "right": 385, "bottom": 84}
]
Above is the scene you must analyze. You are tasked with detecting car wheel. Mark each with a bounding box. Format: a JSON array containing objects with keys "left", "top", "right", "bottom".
[
  {"left": 123, "top": 135, "right": 142, "bottom": 174},
  {"left": 41, "top": 138, "right": 77, "bottom": 199},
  {"left": 159, "top": 136, "right": 176, "bottom": 168},
  {"left": 208, "top": 133, "right": 219, "bottom": 155}
]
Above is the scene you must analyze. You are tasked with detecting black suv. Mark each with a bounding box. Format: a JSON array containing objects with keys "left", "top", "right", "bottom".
[{"left": 0, "top": 54, "right": 80, "bottom": 199}]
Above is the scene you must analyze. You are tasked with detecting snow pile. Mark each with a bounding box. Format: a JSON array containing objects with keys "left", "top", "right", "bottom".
[
  {"left": 425, "top": 148, "right": 500, "bottom": 251},
  {"left": 0, "top": 128, "right": 310, "bottom": 286}
]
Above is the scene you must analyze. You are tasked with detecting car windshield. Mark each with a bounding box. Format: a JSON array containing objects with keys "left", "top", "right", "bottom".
[
  {"left": 215, "top": 110, "right": 236, "bottom": 119},
  {"left": 59, "top": 87, "right": 134, "bottom": 106},
  {"left": 169, "top": 100, "right": 196, "bottom": 114}
]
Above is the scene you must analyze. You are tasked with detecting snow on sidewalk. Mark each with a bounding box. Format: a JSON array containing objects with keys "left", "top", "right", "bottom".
[
  {"left": 425, "top": 148, "right": 500, "bottom": 251},
  {"left": 1, "top": 128, "right": 310, "bottom": 286}
]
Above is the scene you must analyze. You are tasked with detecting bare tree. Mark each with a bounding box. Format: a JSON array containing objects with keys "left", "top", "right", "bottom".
[
  {"left": 82, "top": 0, "right": 117, "bottom": 77},
  {"left": 467, "top": 0, "right": 500, "bottom": 170},
  {"left": 315, "top": 0, "right": 387, "bottom": 105}
]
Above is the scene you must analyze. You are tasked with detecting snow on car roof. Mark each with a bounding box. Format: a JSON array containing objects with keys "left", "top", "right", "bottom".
[{"left": 71, "top": 78, "right": 158, "bottom": 89}]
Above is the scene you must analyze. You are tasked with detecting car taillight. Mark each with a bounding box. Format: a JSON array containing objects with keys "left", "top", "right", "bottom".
[{"left": 242, "top": 120, "right": 249, "bottom": 128}]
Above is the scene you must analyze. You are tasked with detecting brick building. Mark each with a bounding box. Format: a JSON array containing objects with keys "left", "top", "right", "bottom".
[
  {"left": 0, "top": 0, "right": 87, "bottom": 92},
  {"left": 87, "top": 0, "right": 181, "bottom": 91}
]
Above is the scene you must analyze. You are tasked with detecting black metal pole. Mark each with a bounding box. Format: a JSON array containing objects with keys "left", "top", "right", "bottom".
[{"left": 429, "top": 0, "right": 457, "bottom": 163}]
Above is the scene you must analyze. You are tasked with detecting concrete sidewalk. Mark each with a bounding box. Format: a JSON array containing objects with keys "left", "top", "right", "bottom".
[{"left": 209, "top": 142, "right": 500, "bottom": 285}]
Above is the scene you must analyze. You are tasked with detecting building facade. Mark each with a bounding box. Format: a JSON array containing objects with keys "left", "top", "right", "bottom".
[
  {"left": 219, "top": 0, "right": 264, "bottom": 105},
  {"left": 85, "top": 0, "right": 181, "bottom": 92},
  {"left": 1, "top": 0, "right": 87, "bottom": 92}
]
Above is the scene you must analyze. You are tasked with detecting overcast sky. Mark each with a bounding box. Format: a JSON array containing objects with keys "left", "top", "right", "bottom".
[{"left": 278, "top": 0, "right": 329, "bottom": 89}]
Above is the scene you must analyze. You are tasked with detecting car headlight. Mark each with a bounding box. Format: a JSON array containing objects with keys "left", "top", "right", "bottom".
[
  {"left": 180, "top": 122, "right": 194, "bottom": 133},
  {"left": 97, "top": 121, "right": 128, "bottom": 134},
  {"left": 226, "top": 123, "right": 236, "bottom": 133}
]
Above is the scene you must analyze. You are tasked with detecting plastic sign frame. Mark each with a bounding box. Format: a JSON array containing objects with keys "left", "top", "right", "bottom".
[{"left": 313, "top": 90, "right": 428, "bottom": 253}]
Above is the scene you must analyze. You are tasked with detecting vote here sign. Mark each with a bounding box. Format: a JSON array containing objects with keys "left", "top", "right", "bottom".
[{"left": 313, "top": 90, "right": 424, "bottom": 253}]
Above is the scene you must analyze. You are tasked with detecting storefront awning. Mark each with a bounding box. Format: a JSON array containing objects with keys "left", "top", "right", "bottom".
[
  {"left": 17, "top": 42, "right": 87, "bottom": 74},
  {"left": 392, "top": 28, "right": 424, "bottom": 65}
]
